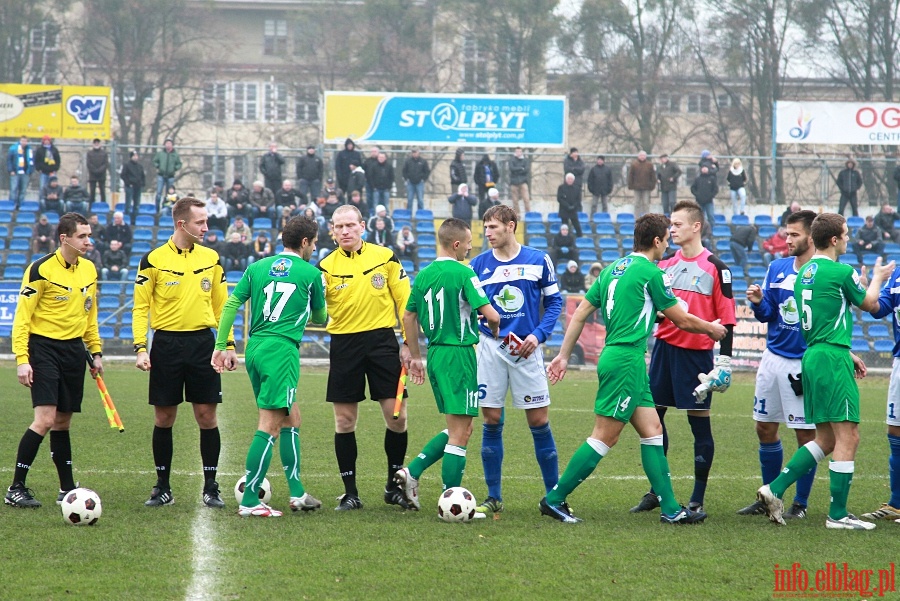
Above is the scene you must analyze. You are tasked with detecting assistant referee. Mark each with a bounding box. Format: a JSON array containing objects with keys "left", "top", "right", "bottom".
[
  {"left": 6, "top": 212, "right": 102, "bottom": 508},
  {"left": 133, "top": 196, "right": 236, "bottom": 508},
  {"left": 318, "top": 205, "right": 412, "bottom": 511}
]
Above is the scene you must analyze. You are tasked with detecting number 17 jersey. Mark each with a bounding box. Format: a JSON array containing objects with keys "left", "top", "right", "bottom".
[{"left": 229, "top": 252, "right": 326, "bottom": 345}]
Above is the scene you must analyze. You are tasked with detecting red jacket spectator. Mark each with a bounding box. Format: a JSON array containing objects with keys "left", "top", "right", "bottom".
[{"left": 762, "top": 228, "right": 789, "bottom": 261}]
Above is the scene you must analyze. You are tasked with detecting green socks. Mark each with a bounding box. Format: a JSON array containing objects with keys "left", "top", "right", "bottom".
[
  {"left": 408, "top": 430, "right": 449, "bottom": 480},
  {"left": 546, "top": 438, "right": 607, "bottom": 505},
  {"left": 640, "top": 439, "right": 681, "bottom": 515},
  {"left": 828, "top": 461, "right": 854, "bottom": 521},
  {"left": 441, "top": 445, "right": 466, "bottom": 489},
  {"left": 770, "top": 442, "right": 824, "bottom": 499},
  {"left": 242, "top": 431, "right": 275, "bottom": 507},
  {"left": 280, "top": 427, "right": 305, "bottom": 498}
]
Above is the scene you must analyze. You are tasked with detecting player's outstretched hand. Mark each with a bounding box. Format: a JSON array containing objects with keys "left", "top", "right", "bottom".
[
  {"left": 850, "top": 352, "right": 867, "bottom": 379},
  {"left": 707, "top": 318, "right": 727, "bottom": 341},
  {"left": 746, "top": 284, "right": 762, "bottom": 304},
  {"left": 135, "top": 351, "right": 151, "bottom": 371},
  {"left": 17, "top": 363, "right": 33, "bottom": 387},
  {"left": 547, "top": 355, "right": 568, "bottom": 384},
  {"left": 872, "top": 258, "right": 896, "bottom": 282},
  {"left": 520, "top": 334, "right": 539, "bottom": 359},
  {"left": 408, "top": 358, "right": 425, "bottom": 385}
]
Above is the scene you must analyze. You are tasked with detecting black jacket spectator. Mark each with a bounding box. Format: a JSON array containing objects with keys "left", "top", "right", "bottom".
[
  {"left": 274, "top": 186, "right": 301, "bottom": 210},
  {"left": 34, "top": 141, "right": 61, "bottom": 176},
  {"left": 855, "top": 219, "right": 884, "bottom": 262},
  {"left": 259, "top": 148, "right": 285, "bottom": 192},
  {"left": 560, "top": 263, "right": 586, "bottom": 294},
  {"left": 370, "top": 160, "right": 395, "bottom": 191},
  {"left": 334, "top": 138, "right": 362, "bottom": 191},
  {"left": 105, "top": 220, "right": 133, "bottom": 255},
  {"left": 473, "top": 154, "right": 499, "bottom": 200},
  {"left": 402, "top": 155, "right": 430, "bottom": 184},
  {"left": 551, "top": 227, "right": 578, "bottom": 264},
  {"left": 563, "top": 151, "right": 586, "bottom": 187},
  {"left": 222, "top": 236, "right": 251, "bottom": 271},
  {"left": 448, "top": 188, "right": 478, "bottom": 222},
  {"left": 296, "top": 152, "right": 324, "bottom": 181},
  {"left": 587, "top": 162, "right": 614, "bottom": 197},
  {"left": 120, "top": 159, "right": 146, "bottom": 189},
  {"left": 86, "top": 146, "right": 109, "bottom": 181},
  {"left": 450, "top": 149, "right": 467, "bottom": 187},
  {"left": 691, "top": 171, "right": 719, "bottom": 204},
  {"left": 508, "top": 155, "right": 529, "bottom": 186},
  {"left": 347, "top": 167, "right": 366, "bottom": 200}
]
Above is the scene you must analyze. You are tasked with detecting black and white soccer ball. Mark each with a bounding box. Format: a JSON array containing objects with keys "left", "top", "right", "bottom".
[
  {"left": 234, "top": 476, "right": 272, "bottom": 504},
  {"left": 60, "top": 487, "right": 102, "bottom": 526},
  {"left": 437, "top": 487, "right": 477, "bottom": 523}
]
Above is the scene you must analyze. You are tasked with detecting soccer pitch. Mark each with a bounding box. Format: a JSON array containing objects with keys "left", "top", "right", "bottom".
[{"left": 0, "top": 364, "right": 896, "bottom": 600}]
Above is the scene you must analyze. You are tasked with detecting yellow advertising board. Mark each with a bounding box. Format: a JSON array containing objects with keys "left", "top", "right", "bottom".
[{"left": 0, "top": 84, "right": 111, "bottom": 139}]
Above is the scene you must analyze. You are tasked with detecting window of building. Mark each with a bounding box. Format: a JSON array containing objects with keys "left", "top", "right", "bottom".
[
  {"left": 29, "top": 22, "right": 59, "bottom": 84},
  {"left": 294, "top": 85, "right": 319, "bottom": 123},
  {"left": 462, "top": 32, "right": 488, "bottom": 93},
  {"left": 264, "top": 19, "right": 288, "bottom": 56},
  {"left": 264, "top": 82, "right": 288, "bottom": 122},
  {"left": 657, "top": 92, "right": 681, "bottom": 113},
  {"left": 233, "top": 83, "right": 258, "bottom": 121},
  {"left": 687, "top": 93, "right": 711, "bottom": 114},
  {"left": 202, "top": 83, "right": 227, "bottom": 122}
]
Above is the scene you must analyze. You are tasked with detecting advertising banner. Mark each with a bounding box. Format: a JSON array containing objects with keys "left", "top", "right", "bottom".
[
  {"left": 776, "top": 101, "right": 900, "bottom": 145},
  {"left": 324, "top": 91, "right": 566, "bottom": 147},
  {"left": 0, "top": 84, "right": 111, "bottom": 139}
]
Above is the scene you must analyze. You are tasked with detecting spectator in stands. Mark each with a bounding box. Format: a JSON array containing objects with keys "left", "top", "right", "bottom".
[
  {"left": 779, "top": 201, "right": 801, "bottom": 227},
  {"left": 88, "top": 213, "right": 106, "bottom": 253},
  {"left": 346, "top": 162, "right": 367, "bottom": 208},
  {"left": 448, "top": 183, "right": 478, "bottom": 228},
  {"left": 41, "top": 176, "right": 64, "bottom": 214},
  {"left": 83, "top": 239, "right": 102, "bottom": 269},
  {"left": 7, "top": 135, "right": 34, "bottom": 209},
  {"left": 762, "top": 226, "right": 790, "bottom": 264},
  {"left": 585, "top": 261, "right": 602, "bottom": 288},
  {"left": 153, "top": 138, "right": 181, "bottom": 211},
  {"left": 507, "top": 147, "right": 530, "bottom": 215},
  {"left": 836, "top": 159, "right": 863, "bottom": 217},
  {"left": 335, "top": 138, "right": 362, "bottom": 197},
  {"left": 161, "top": 185, "right": 178, "bottom": 213},
  {"left": 560, "top": 260, "right": 586, "bottom": 294},
  {"left": 730, "top": 223, "right": 757, "bottom": 275},
  {"left": 259, "top": 142, "right": 285, "bottom": 196},
  {"left": 226, "top": 215, "right": 253, "bottom": 245},
  {"left": 321, "top": 191, "right": 343, "bottom": 224},
  {"left": 106, "top": 211, "right": 133, "bottom": 255},
  {"left": 698, "top": 149, "right": 719, "bottom": 174},
  {"left": 369, "top": 217, "right": 393, "bottom": 249},
  {"left": 222, "top": 232, "right": 250, "bottom": 271},
  {"left": 363, "top": 146, "right": 381, "bottom": 211},
  {"left": 346, "top": 189, "right": 369, "bottom": 221},
  {"left": 551, "top": 223, "right": 578, "bottom": 265},
  {"left": 226, "top": 178, "right": 251, "bottom": 219},
  {"left": 563, "top": 147, "right": 586, "bottom": 189},
  {"left": 249, "top": 180, "right": 275, "bottom": 224},
  {"left": 473, "top": 153, "right": 500, "bottom": 205},
  {"left": 657, "top": 153, "right": 682, "bottom": 216},
  {"left": 317, "top": 220, "right": 337, "bottom": 260},
  {"left": 273, "top": 179, "right": 301, "bottom": 215},
  {"left": 480, "top": 187, "right": 501, "bottom": 224},
  {"left": 627, "top": 150, "right": 656, "bottom": 216},
  {"left": 31, "top": 214, "right": 55, "bottom": 255},
  {"left": 402, "top": 148, "right": 430, "bottom": 214},
  {"left": 727, "top": 158, "right": 748, "bottom": 216},
  {"left": 248, "top": 231, "right": 273, "bottom": 265},
  {"left": 854, "top": 215, "right": 884, "bottom": 264},
  {"left": 368, "top": 204, "right": 394, "bottom": 240},
  {"left": 395, "top": 224, "right": 417, "bottom": 263},
  {"left": 86, "top": 138, "right": 109, "bottom": 207},
  {"left": 34, "top": 135, "right": 60, "bottom": 193},
  {"left": 322, "top": 177, "right": 344, "bottom": 204},
  {"left": 120, "top": 150, "right": 145, "bottom": 224},
  {"left": 691, "top": 165, "right": 719, "bottom": 226},
  {"left": 557, "top": 172, "right": 583, "bottom": 237},
  {"left": 701, "top": 219, "right": 713, "bottom": 251},
  {"left": 369, "top": 152, "right": 394, "bottom": 209},
  {"left": 205, "top": 189, "right": 229, "bottom": 233},
  {"left": 62, "top": 175, "right": 89, "bottom": 214},
  {"left": 874, "top": 203, "right": 900, "bottom": 244},
  {"left": 302, "top": 206, "right": 320, "bottom": 227},
  {"left": 296, "top": 145, "right": 323, "bottom": 204},
  {"left": 203, "top": 230, "right": 224, "bottom": 255},
  {"left": 450, "top": 148, "right": 467, "bottom": 189},
  {"left": 587, "top": 155, "right": 614, "bottom": 215},
  {"left": 276, "top": 206, "right": 293, "bottom": 234},
  {"left": 101, "top": 239, "right": 129, "bottom": 282}
]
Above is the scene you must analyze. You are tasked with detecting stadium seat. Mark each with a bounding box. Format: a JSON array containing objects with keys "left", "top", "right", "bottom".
[
  {"left": 617, "top": 213, "right": 635, "bottom": 224},
  {"left": 529, "top": 236, "right": 547, "bottom": 249},
  {"left": 0, "top": 200, "right": 14, "bottom": 211},
  {"left": 731, "top": 214, "right": 750, "bottom": 225},
  {"left": 418, "top": 247, "right": 437, "bottom": 260},
  {"left": 555, "top": 263, "right": 566, "bottom": 275},
  {"left": 592, "top": 212, "right": 612, "bottom": 223},
  {"left": 575, "top": 237, "right": 595, "bottom": 249},
  {"left": 579, "top": 263, "right": 590, "bottom": 275},
  {"left": 714, "top": 214, "right": 727, "bottom": 224},
  {"left": 226, "top": 270, "right": 244, "bottom": 281},
  {"left": 132, "top": 242, "right": 152, "bottom": 254},
  {"left": 619, "top": 225, "right": 635, "bottom": 237},
  {"left": 850, "top": 338, "right": 869, "bottom": 352},
  {"left": 888, "top": 254, "right": 900, "bottom": 264},
  {"left": 120, "top": 313, "right": 133, "bottom": 325},
  {"left": 209, "top": 229, "right": 224, "bottom": 239},
  {"left": 0, "top": 211, "right": 11, "bottom": 223},
  {"left": 731, "top": 278, "right": 748, "bottom": 291},
  {"left": 868, "top": 324, "right": 890, "bottom": 339},
  {"left": 114, "top": 203, "right": 126, "bottom": 212},
  {"left": 621, "top": 237, "right": 634, "bottom": 249},
  {"left": 863, "top": 254, "right": 881, "bottom": 266},
  {"left": 9, "top": 239, "right": 30, "bottom": 251},
  {"left": 580, "top": 249, "right": 598, "bottom": 262},
  {"left": 133, "top": 229, "right": 154, "bottom": 241},
  {"left": 0, "top": 325, "right": 11, "bottom": 337},
  {"left": 712, "top": 225, "right": 731, "bottom": 238},
  {"left": 885, "top": 243, "right": 900, "bottom": 254},
  {"left": 127, "top": 255, "right": 141, "bottom": 268},
  {"left": 3, "top": 266, "right": 24, "bottom": 279},
  {"left": 0, "top": 240, "right": 6, "bottom": 251},
  {"left": 138, "top": 204, "right": 156, "bottom": 214},
  {"left": 392, "top": 209, "right": 411, "bottom": 221},
  {"left": 549, "top": 222, "right": 561, "bottom": 234},
  {"left": 839, "top": 253, "right": 857, "bottom": 264},
  {"left": 861, "top": 311, "right": 879, "bottom": 322},
  {"left": 730, "top": 266, "right": 745, "bottom": 279},
  {"left": 401, "top": 260, "right": 414, "bottom": 274},
  {"left": 416, "top": 209, "right": 433, "bottom": 220},
  {"left": 91, "top": 202, "right": 111, "bottom": 213},
  {"left": 715, "top": 240, "right": 731, "bottom": 252},
  {"left": 416, "top": 220, "right": 435, "bottom": 233},
  {"left": 135, "top": 215, "right": 156, "bottom": 227},
  {"left": 852, "top": 325, "right": 863, "bottom": 337},
  {"left": 526, "top": 223, "right": 546, "bottom": 235},
  {"left": 20, "top": 201, "right": 39, "bottom": 212},
  {"left": 417, "top": 234, "right": 436, "bottom": 246},
  {"left": 524, "top": 211, "right": 543, "bottom": 222},
  {"left": 98, "top": 297, "right": 120, "bottom": 309},
  {"left": 393, "top": 220, "right": 412, "bottom": 231},
  {"left": 418, "top": 260, "right": 431, "bottom": 270},
  {"left": 748, "top": 252, "right": 763, "bottom": 264},
  {"left": 754, "top": 215, "right": 773, "bottom": 226},
  {"left": 547, "top": 212, "right": 561, "bottom": 223},
  {"left": 601, "top": 250, "right": 620, "bottom": 263},
  {"left": 875, "top": 340, "right": 895, "bottom": 353},
  {"left": 15, "top": 212, "right": 36, "bottom": 224},
  {"left": 595, "top": 224, "right": 616, "bottom": 236},
  {"left": 6, "top": 253, "right": 27, "bottom": 265},
  {"left": 253, "top": 218, "right": 273, "bottom": 229},
  {"left": 758, "top": 226, "right": 776, "bottom": 239},
  {"left": 577, "top": 212, "right": 589, "bottom": 222},
  {"left": 598, "top": 238, "right": 618, "bottom": 250},
  {"left": 748, "top": 266, "right": 768, "bottom": 280},
  {"left": 847, "top": 216, "right": 864, "bottom": 229},
  {"left": 94, "top": 213, "right": 107, "bottom": 225},
  {"left": 45, "top": 212, "right": 59, "bottom": 224},
  {"left": 99, "top": 326, "right": 116, "bottom": 339}
]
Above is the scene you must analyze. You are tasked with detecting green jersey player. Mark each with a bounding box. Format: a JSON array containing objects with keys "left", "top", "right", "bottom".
[
  {"left": 541, "top": 213, "right": 726, "bottom": 524},
  {"left": 757, "top": 213, "right": 893, "bottom": 530},
  {"left": 212, "top": 216, "right": 327, "bottom": 517},
  {"left": 394, "top": 218, "right": 500, "bottom": 511}
]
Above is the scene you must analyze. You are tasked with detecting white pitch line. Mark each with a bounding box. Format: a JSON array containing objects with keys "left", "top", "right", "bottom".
[{"left": 184, "top": 443, "right": 225, "bottom": 601}]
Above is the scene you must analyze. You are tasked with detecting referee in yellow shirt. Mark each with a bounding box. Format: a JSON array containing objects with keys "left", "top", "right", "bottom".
[
  {"left": 6, "top": 213, "right": 102, "bottom": 508},
  {"left": 319, "top": 205, "right": 412, "bottom": 510},
  {"left": 133, "top": 196, "right": 237, "bottom": 508}
]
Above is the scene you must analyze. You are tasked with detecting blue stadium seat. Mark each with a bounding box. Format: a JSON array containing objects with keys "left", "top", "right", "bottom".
[
  {"left": 885, "top": 243, "right": 900, "bottom": 254},
  {"left": 839, "top": 254, "right": 857, "bottom": 264},
  {"left": 851, "top": 338, "right": 869, "bottom": 352},
  {"left": 621, "top": 237, "right": 634, "bottom": 249},
  {"left": 226, "top": 271, "right": 244, "bottom": 281},
  {"left": 758, "top": 226, "right": 777, "bottom": 239},
  {"left": 598, "top": 238, "right": 619, "bottom": 250},
  {"left": 580, "top": 249, "right": 598, "bottom": 262},
  {"left": 575, "top": 237, "right": 595, "bottom": 249},
  {"left": 730, "top": 214, "right": 749, "bottom": 225},
  {"left": 0, "top": 325, "right": 11, "bottom": 337},
  {"left": 555, "top": 263, "right": 566, "bottom": 275},
  {"left": 132, "top": 242, "right": 152, "bottom": 254},
  {"left": 715, "top": 240, "right": 731, "bottom": 252},
  {"left": 549, "top": 222, "right": 561, "bottom": 234},
  {"left": 592, "top": 212, "right": 612, "bottom": 223},
  {"left": 392, "top": 209, "right": 411, "bottom": 221},
  {"left": 233, "top": 329, "right": 244, "bottom": 342},
  {"left": 526, "top": 222, "right": 546, "bottom": 235},
  {"left": 0, "top": 211, "right": 11, "bottom": 223},
  {"left": 20, "top": 201, "right": 39, "bottom": 212},
  {"left": 94, "top": 213, "right": 107, "bottom": 225},
  {"left": 714, "top": 214, "right": 727, "bottom": 224},
  {"left": 418, "top": 260, "right": 431, "bottom": 270},
  {"left": 416, "top": 209, "right": 434, "bottom": 220},
  {"left": 418, "top": 234, "right": 436, "bottom": 246},
  {"left": 524, "top": 211, "right": 543, "bottom": 222},
  {"left": 0, "top": 240, "right": 6, "bottom": 250},
  {"left": 97, "top": 311, "right": 114, "bottom": 324},
  {"left": 45, "top": 212, "right": 59, "bottom": 224},
  {"left": 754, "top": 215, "right": 773, "bottom": 226},
  {"left": 863, "top": 254, "right": 881, "bottom": 266},
  {"left": 99, "top": 326, "right": 116, "bottom": 339},
  {"left": 98, "top": 297, "right": 120, "bottom": 309},
  {"left": 124, "top": 283, "right": 135, "bottom": 296},
  {"left": 847, "top": 216, "right": 864, "bottom": 229},
  {"left": 852, "top": 325, "right": 863, "bottom": 337},
  {"left": 133, "top": 229, "right": 154, "bottom": 241},
  {"left": 712, "top": 225, "right": 731, "bottom": 238},
  {"left": 747, "top": 252, "right": 763, "bottom": 264},
  {"left": 601, "top": 250, "right": 620, "bottom": 263},
  {"left": 6, "top": 253, "right": 27, "bottom": 265},
  {"left": 418, "top": 247, "right": 437, "bottom": 260},
  {"left": 868, "top": 325, "right": 890, "bottom": 339},
  {"left": 529, "top": 236, "right": 548, "bottom": 249},
  {"left": 577, "top": 212, "right": 589, "bottom": 222},
  {"left": 0, "top": 200, "right": 14, "bottom": 211},
  {"left": 595, "top": 224, "right": 616, "bottom": 236},
  {"left": 401, "top": 260, "right": 414, "bottom": 274},
  {"left": 748, "top": 266, "right": 768, "bottom": 280},
  {"left": 30, "top": 253, "right": 43, "bottom": 261},
  {"left": 3, "top": 266, "right": 24, "bottom": 280},
  {"left": 138, "top": 204, "right": 156, "bottom": 214},
  {"left": 135, "top": 215, "right": 156, "bottom": 227},
  {"left": 580, "top": 263, "right": 590, "bottom": 275},
  {"left": 416, "top": 220, "right": 435, "bottom": 233},
  {"left": 393, "top": 220, "right": 412, "bottom": 232},
  {"left": 547, "top": 212, "right": 561, "bottom": 223},
  {"left": 619, "top": 225, "right": 635, "bottom": 237},
  {"left": 617, "top": 213, "right": 635, "bottom": 224},
  {"left": 861, "top": 311, "right": 879, "bottom": 322},
  {"left": 114, "top": 203, "right": 126, "bottom": 212},
  {"left": 91, "top": 202, "right": 111, "bottom": 213},
  {"left": 730, "top": 266, "right": 745, "bottom": 279},
  {"left": 888, "top": 254, "right": 900, "bottom": 264},
  {"left": 120, "top": 313, "right": 133, "bottom": 325},
  {"left": 9, "top": 239, "right": 30, "bottom": 251},
  {"left": 129, "top": 255, "right": 142, "bottom": 268},
  {"left": 253, "top": 218, "right": 272, "bottom": 229},
  {"left": 875, "top": 340, "right": 895, "bottom": 353},
  {"left": 15, "top": 212, "right": 36, "bottom": 223}
]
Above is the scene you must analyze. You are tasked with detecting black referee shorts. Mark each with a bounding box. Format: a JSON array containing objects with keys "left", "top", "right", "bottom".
[
  {"left": 29, "top": 335, "right": 86, "bottom": 412},
  {"left": 149, "top": 329, "right": 222, "bottom": 406},
  {"left": 327, "top": 328, "right": 404, "bottom": 403}
]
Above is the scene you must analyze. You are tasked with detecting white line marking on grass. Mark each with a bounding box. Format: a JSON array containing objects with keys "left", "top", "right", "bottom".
[{"left": 184, "top": 443, "right": 225, "bottom": 601}]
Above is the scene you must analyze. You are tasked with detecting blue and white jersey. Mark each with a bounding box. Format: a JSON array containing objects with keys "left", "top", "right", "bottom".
[
  {"left": 469, "top": 245, "right": 562, "bottom": 342},
  {"left": 871, "top": 266, "right": 900, "bottom": 357},
  {"left": 750, "top": 256, "right": 806, "bottom": 359}
]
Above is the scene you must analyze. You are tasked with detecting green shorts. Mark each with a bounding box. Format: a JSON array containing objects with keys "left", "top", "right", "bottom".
[
  {"left": 801, "top": 344, "right": 859, "bottom": 424},
  {"left": 246, "top": 336, "right": 299, "bottom": 412},
  {"left": 426, "top": 345, "right": 479, "bottom": 416},
  {"left": 595, "top": 345, "right": 654, "bottom": 423}
]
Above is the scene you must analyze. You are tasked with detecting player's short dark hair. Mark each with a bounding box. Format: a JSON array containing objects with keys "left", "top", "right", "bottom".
[
  {"left": 282, "top": 216, "right": 318, "bottom": 250},
  {"left": 57, "top": 212, "right": 89, "bottom": 238},
  {"left": 633, "top": 213, "right": 671, "bottom": 251},
  {"left": 672, "top": 200, "right": 704, "bottom": 225},
  {"left": 786, "top": 209, "right": 816, "bottom": 233},
  {"left": 172, "top": 196, "right": 205, "bottom": 224},
  {"left": 438, "top": 218, "right": 471, "bottom": 249},
  {"left": 482, "top": 204, "right": 518, "bottom": 228},
  {"left": 811, "top": 213, "right": 846, "bottom": 250}
]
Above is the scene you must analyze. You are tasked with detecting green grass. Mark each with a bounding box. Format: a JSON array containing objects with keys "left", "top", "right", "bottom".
[{"left": 1, "top": 365, "right": 898, "bottom": 600}]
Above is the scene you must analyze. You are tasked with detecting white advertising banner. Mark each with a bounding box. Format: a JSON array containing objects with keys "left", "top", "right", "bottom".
[{"left": 775, "top": 101, "right": 900, "bottom": 145}]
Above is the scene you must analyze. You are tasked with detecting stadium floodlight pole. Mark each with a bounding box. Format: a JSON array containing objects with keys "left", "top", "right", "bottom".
[
  {"left": 85, "top": 349, "right": 124, "bottom": 432},
  {"left": 392, "top": 366, "right": 408, "bottom": 420}
]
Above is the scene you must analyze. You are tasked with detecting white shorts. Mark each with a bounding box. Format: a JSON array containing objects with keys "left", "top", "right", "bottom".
[
  {"left": 476, "top": 334, "right": 551, "bottom": 410},
  {"left": 887, "top": 358, "right": 900, "bottom": 427},
  {"left": 752, "top": 348, "right": 813, "bottom": 429}
]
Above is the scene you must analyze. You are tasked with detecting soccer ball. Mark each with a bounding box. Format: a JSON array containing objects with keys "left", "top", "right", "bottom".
[
  {"left": 437, "top": 487, "right": 477, "bottom": 523},
  {"left": 234, "top": 476, "right": 272, "bottom": 504},
  {"left": 60, "top": 487, "right": 102, "bottom": 526}
]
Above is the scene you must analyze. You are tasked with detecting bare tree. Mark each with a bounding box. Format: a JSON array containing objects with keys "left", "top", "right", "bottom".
[{"left": 0, "top": 0, "right": 68, "bottom": 85}]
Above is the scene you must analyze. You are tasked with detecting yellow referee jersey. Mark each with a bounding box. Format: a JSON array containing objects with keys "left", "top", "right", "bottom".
[
  {"left": 318, "top": 242, "right": 410, "bottom": 339},
  {"left": 132, "top": 239, "right": 233, "bottom": 349},
  {"left": 12, "top": 250, "right": 101, "bottom": 365}
]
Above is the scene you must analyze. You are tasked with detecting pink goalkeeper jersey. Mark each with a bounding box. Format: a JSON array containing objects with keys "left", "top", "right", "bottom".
[{"left": 655, "top": 248, "right": 736, "bottom": 350}]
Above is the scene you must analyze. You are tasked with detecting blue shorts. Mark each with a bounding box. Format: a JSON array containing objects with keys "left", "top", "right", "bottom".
[{"left": 649, "top": 338, "right": 714, "bottom": 410}]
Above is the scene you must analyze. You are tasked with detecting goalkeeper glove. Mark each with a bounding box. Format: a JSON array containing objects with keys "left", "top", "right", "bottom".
[{"left": 693, "top": 355, "right": 732, "bottom": 403}]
